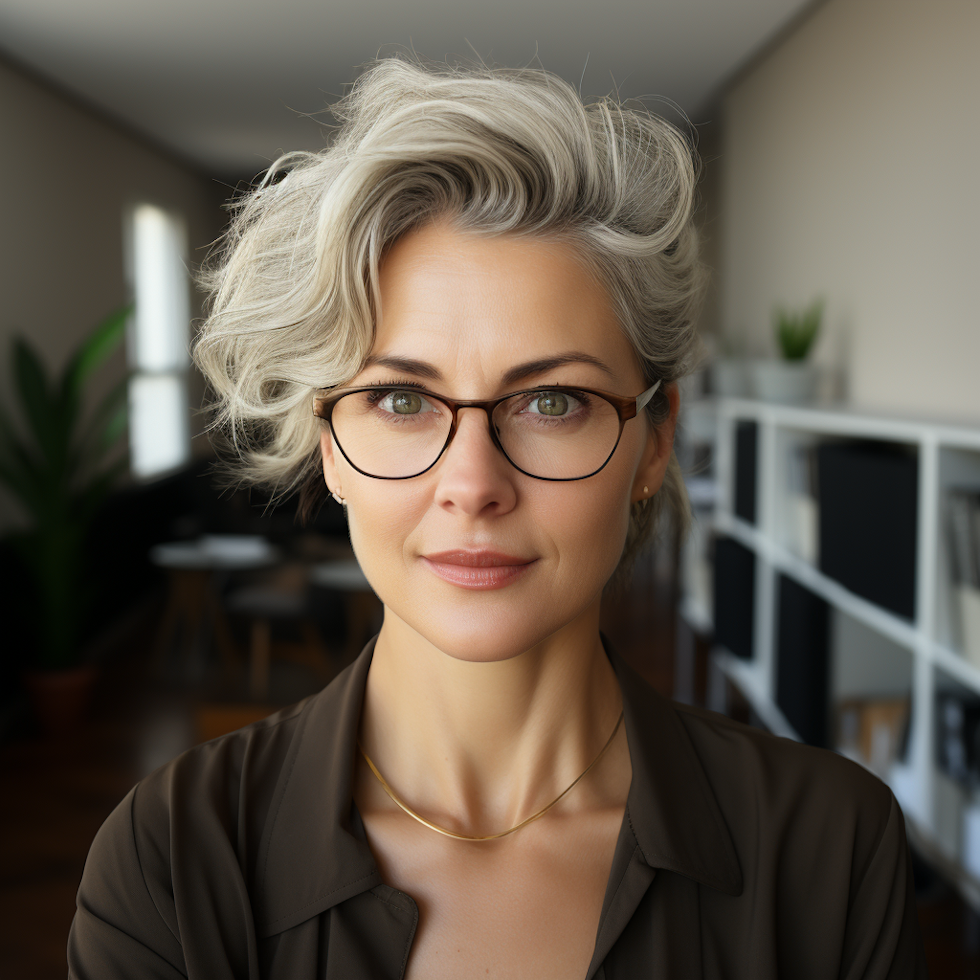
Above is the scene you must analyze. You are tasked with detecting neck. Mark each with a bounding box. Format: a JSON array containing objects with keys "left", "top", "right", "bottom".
[{"left": 358, "top": 599, "right": 625, "bottom": 836}]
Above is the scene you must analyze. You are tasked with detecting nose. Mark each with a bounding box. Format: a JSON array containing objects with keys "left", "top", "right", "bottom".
[{"left": 431, "top": 406, "right": 518, "bottom": 517}]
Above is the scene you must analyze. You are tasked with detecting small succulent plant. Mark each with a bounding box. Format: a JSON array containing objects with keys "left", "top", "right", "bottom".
[{"left": 775, "top": 299, "right": 823, "bottom": 361}]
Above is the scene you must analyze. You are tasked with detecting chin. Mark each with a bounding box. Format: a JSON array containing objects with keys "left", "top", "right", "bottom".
[
  {"left": 431, "top": 630, "right": 549, "bottom": 664},
  {"left": 385, "top": 590, "right": 599, "bottom": 664},
  {"left": 420, "top": 627, "right": 558, "bottom": 664}
]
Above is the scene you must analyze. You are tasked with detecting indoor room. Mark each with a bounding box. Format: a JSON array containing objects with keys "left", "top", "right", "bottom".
[{"left": 1, "top": 0, "right": 978, "bottom": 975}]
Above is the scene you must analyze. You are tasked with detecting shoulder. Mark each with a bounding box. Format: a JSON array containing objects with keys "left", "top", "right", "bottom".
[
  {"left": 671, "top": 699, "right": 898, "bottom": 891},
  {"left": 70, "top": 693, "right": 323, "bottom": 977},
  {"left": 663, "top": 700, "right": 926, "bottom": 975},
  {"left": 674, "top": 699, "right": 892, "bottom": 798},
  {"left": 674, "top": 699, "right": 892, "bottom": 811},
  {"left": 131, "top": 693, "right": 315, "bottom": 861},
  {"left": 89, "top": 691, "right": 321, "bottom": 903}
]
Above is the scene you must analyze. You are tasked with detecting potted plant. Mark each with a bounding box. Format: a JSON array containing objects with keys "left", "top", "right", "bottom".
[
  {"left": 0, "top": 306, "right": 131, "bottom": 734},
  {"left": 751, "top": 299, "right": 823, "bottom": 404}
]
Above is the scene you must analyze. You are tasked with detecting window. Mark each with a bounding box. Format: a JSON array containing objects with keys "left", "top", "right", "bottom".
[{"left": 126, "top": 203, "right": 191, "bottom": 478}]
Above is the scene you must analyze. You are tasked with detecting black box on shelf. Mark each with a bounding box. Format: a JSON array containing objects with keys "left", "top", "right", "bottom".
[
  {"left": 734, "top": 421, "right": 758, "bottom": 525},
  {"left": 713, "top": 535, "right": 756, "bottom": 660},
  {"left": 816, "top": 440, "right": 918, "bottom": 619},
  {"left": 775, "top": 574, "right": 830, "bottom": 747}
]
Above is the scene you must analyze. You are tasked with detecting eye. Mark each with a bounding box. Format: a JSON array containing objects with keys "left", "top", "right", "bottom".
[
  {"left": 525, "top": 390, "right": 580, "bottom": 417},
  {"left": 386, "top": 390, "right": 425, "bottom": 414},
  {"left": 368, "top": 387, "right": 440, "bottom": 417}
]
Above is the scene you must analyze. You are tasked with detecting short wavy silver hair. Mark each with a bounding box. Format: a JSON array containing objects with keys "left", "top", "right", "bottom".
[{"left": 194, "top": 57, "right": 706, "bottom": 581}]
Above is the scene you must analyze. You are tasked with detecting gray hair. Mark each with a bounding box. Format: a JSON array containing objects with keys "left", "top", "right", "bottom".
[{"left": 194, "top": 57, "right": 705, "bottom": 581}]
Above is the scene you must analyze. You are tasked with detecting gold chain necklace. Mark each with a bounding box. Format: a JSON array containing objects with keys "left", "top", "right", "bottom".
[{"left": 358, "top": 710, "right": 625, "bottom": 841}]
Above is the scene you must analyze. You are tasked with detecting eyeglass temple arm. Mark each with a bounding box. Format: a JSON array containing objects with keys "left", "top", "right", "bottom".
[{"left": 635, "top": 379, "right": 662, "bottom": 414}]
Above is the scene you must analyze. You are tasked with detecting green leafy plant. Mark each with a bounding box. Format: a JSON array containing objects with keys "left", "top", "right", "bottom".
[
  {"left": 775, "top": 299, "right": 823, "bottom": 361},
  {"left": 0, "top": 305, "right": 131, "bottom": 670}
]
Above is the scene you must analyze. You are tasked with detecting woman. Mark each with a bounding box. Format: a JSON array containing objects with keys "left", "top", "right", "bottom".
[{"left": 69, "top": 59, "right": 925, "bottom": 979}]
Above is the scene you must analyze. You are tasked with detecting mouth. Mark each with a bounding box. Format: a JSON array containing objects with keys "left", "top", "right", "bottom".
[{"left": 421, "top": 550, "right": 537, "bottom": 590}]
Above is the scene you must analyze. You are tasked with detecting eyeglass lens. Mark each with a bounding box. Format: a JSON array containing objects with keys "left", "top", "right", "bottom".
[{"left": 329, "top": 388, "right": 623, "bottom": 479}]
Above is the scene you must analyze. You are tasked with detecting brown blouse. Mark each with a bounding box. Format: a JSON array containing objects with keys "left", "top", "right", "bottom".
[{"left": 68, "top": 636, "right": 927, "bottom": 979}]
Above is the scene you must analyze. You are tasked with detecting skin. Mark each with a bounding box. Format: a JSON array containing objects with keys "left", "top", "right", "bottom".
[{"left": 320, "top": 219, "right": 678, "bottom": 979}]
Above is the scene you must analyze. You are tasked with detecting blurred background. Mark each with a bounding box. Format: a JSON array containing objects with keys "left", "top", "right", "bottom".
[{"left": 1, "top": 0, "right": 979, "bottom": 975}]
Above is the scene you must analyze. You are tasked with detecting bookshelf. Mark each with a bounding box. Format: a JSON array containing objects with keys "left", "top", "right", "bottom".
[{"left": 680, "top": 396, "right": 980, "bottom": 910}]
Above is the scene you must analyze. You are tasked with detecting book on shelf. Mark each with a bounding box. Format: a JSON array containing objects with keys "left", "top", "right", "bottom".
[
  {"left": 784, "top": 443, "right": 819, "bottom": 564},
  {"left": 948, "top": 488, "right": 980, "bottom": 665},
  {"left": 936, "top": 690, "right": 980, "bottom": 789},
  {"left": 949, "top": 489, "right": 980, "bottom": 589},
  {"left": 836, "top": 697, "right": 910, "bottom": 778}
]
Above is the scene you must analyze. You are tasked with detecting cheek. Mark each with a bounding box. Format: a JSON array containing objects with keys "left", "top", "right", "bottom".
[
  {"left": 344, "top": 481, "right": 426, "bottom": 574},
  {"left": 568, "top": 485, "right": 632, "bottom": 569},
  {"left": 532, "top": 467, "right": 635, "bottom": 584}
]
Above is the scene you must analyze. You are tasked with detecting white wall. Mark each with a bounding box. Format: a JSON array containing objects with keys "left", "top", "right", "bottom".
[
  {"left": 720, "top": 0, "right": 980, "bottom": 420},
  {"left": 0, "top": 58, "right": 227, "bottom": 528}
]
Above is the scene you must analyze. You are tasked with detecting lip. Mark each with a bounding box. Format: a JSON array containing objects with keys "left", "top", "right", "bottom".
[
  {"left": 421, "top": 550, "right": 537, "bottom": 590},
  {"left": 424, "top": 550, "right": 533, "bottom": 566}
]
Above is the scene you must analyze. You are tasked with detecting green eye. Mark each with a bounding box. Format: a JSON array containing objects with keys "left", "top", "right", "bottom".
[
  {"left": 391, "top": 391, "right": 423, "bottom": 414},
  {"left": 535, "top": 392, "right": 569, "bottom": 416}
]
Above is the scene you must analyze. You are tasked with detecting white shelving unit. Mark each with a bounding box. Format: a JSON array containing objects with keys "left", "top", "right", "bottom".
[{"left": 693, "top": 397, "right": 980, "bottom": 909}]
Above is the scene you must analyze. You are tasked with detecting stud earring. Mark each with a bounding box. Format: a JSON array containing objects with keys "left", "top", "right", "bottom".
[
  {"left": 643, "top": 485, "right": 649, "bottom": 496},
  {"left": 330, "top": 490, "right": 347, "bottom": 507}
]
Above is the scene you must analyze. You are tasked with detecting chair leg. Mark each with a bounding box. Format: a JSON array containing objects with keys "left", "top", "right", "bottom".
[
  {"left": 206, "top": 585, "right": 241, "bottom": 679},
  {"left": 250, "top": 618, "right": 271, "bottom": 701},
  {"left": 154, "top": 569, "right": 208, "bottom": 676},
  {"left": 153, "top": 572, "right": 186, "bottom": 671}
]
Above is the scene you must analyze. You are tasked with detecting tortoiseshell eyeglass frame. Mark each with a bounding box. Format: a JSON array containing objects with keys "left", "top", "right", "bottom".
[{"left": 311, "top": 379, "right": 662, "bottom": 482}]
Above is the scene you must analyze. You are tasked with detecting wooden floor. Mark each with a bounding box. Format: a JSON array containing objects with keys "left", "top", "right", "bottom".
[{"left": 2, "top": 569, "right": 978, "bottom": 978}]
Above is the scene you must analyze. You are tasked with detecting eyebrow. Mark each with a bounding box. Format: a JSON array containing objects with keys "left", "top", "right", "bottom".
[{"left": 359, "top": 351, "right": 617, "bottom": 386}]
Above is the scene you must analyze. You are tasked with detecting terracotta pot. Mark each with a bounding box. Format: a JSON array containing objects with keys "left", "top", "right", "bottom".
[{"left": 23, "top": 664, "right": 99, "bottom": 737}]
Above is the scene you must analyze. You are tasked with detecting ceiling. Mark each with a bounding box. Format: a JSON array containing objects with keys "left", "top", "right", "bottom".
[{"left": 0, "top": 0, "right": 812, "bottom": 181}]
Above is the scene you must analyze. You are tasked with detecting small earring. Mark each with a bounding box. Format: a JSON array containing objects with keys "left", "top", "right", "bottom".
[
  {"left": 643, "top": 486, "right": 649, "bottom": 496},
  {"left": 330, "top": 490, "right": 347, "bottom": 507}
]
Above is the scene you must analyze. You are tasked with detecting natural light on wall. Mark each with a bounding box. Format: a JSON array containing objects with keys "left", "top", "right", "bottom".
[{"left": 127, "top": 203, "right": 191, "bottom": 479}]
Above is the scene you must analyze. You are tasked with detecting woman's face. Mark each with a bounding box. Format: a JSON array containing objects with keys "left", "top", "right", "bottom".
[{"left": 320, "top": 219, "right": 675, "bottom": 663}]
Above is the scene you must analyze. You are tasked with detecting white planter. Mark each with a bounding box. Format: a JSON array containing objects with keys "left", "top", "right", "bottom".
[{"left": 751, "top": 360, "right": 818, "bottom": 405}]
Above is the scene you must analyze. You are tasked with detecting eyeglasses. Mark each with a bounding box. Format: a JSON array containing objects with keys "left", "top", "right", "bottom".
[{"left": 312, "top": 379, "right": 661, "bottom": 481}]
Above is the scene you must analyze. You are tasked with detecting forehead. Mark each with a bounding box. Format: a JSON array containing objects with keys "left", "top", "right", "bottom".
[{"left": 367, "top": 220, "right": 643, "bottom": 390}]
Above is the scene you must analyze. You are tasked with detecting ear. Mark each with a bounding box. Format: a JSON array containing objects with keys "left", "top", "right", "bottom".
[
  {"left": 319, "top": 428, "right": 343, "bottom": 499},
  {"left": 631, "top": 383, "right": 679, "bottom": 504}
]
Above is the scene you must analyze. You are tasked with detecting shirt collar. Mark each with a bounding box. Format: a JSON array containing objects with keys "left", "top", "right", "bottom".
[
  {"left": 609, "top": 648, "right": 743, "bottom": 897},
  {"left": 253, "top": 633, "right": 741, "bottom": 938},
  {"left": 253, "top": 641, "right": 381, "bottom": 938}
]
